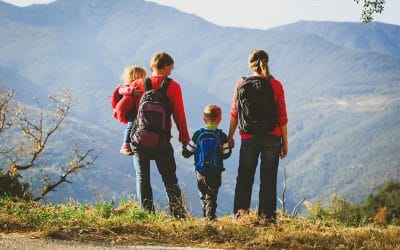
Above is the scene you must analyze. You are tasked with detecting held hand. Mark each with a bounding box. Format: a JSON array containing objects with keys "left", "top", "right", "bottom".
[
  {"left": 228, "top": 137, "right": 235, "bottom": 148},
  {"left": 181, "top": 144, "right": 191, "bottom": 158},
  {"left": 280, "top": 143, "right": 288, "bottom": 159}
]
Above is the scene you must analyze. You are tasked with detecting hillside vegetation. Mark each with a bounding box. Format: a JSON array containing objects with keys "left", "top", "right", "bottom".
[
  {"left": 0, "top": 197, "right": 399, "bottom": 249},
  {"left": 1, "top": 180, "right": 399, "bottom": 248}
]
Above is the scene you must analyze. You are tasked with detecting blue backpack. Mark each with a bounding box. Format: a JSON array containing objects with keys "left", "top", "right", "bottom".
[{"left": 194, "top": 128, "right": 223, "bottom": 175}]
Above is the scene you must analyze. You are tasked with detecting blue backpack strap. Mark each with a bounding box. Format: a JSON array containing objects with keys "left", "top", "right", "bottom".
[{"left": 144, "top": 77, "right": 152, "bottom": 91}]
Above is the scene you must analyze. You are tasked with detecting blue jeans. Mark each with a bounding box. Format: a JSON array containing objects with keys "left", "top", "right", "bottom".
[
  {"left": 123, "top": 121, "right": 133, "bottom": 143},
  {"left": 123, "top": 110, "right": 137, "bottom": 144},
  {"left": 132, "top": 143, "right": 186, "bottom": 218},
  {"left": 233, "top": 134, "right": 281, "bottom": 221}
]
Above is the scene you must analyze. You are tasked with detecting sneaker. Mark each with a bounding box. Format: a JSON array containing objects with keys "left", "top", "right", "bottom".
[{"left": 120, "top": 143, "right": 133, "bottom": 155}]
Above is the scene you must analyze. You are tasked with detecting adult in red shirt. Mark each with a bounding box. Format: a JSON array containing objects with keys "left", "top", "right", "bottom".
[
  {"left": 228, "top": 49, "right": 288, "bottom": 223},
  {"left": 125, "top": 51, "right": 190, "bottom": 218}
]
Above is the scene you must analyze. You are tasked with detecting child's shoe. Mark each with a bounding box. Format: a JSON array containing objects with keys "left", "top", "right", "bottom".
[{"left": 120, "top": 143, "right": 133, "bottom": 155}]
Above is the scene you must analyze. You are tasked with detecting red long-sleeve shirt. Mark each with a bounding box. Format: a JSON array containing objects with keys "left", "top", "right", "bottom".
[
  {"left": 115, "top": 75, "right": 190, "bottom": 145},
  {"left": 230, "top": 77, "right": 288, "bottom": 140}
]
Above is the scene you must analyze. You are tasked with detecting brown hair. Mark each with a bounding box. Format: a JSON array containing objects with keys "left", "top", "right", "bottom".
[
  {"left": 150, "top": 51, "right": 174, "bottom": 71},
  {"left": 121, "top": 65, "right": 146, "bottom": 83},
  {"left": 203, "top": 104, "right": 222, "bottom": 123},
  {"left": 248, "top": 49, "right": 270, "bottom": 77}
]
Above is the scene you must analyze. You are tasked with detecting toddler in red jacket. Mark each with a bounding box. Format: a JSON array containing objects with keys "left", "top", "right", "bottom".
[{"left": 111, "top": 65, "right": 146, "bottom": 155}]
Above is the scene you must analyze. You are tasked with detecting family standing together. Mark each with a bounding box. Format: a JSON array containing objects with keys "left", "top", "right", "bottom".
[{"left": 111, "top": 50, "right": 288, "bottom": 222}]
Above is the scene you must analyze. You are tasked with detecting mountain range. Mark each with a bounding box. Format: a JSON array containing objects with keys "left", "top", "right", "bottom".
[{"left": 0, "top": 0, "right": 399, "bottom": 215}]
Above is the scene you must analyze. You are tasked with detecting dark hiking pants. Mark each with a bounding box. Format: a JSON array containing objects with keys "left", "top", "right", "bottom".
[
  {"left": 196, "top": 171, "right": 221, "bottom": 219},
  {"left": 233, "top": 134, "right": 281, "bottom": 221}
]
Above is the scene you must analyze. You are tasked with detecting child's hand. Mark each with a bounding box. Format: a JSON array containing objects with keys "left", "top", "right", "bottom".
[
  {"left": 181, "top": 145, "right": 192, "bottom": 158},
  {"left": 133, "top": 88, "right": 142, "bottom": 97}
]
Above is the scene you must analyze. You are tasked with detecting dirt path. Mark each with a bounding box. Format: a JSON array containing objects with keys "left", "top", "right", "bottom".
[{"left": 0, "top": 233, "right": 218, "bottom": 250}]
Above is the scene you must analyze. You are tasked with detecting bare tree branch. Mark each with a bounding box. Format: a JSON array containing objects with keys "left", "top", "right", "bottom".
[
  {"left": 1, "top": 87, "right": 102, "bottom": 201},
  {"left": 292, "top": 197, "right": 307, "bottom": 217},
  {"left": 0, "top": 86, "right": 14, "bottom": 133},
  {"left": 33, "top": 144, "right": 103, "bottom": 201},
  {"left": 11, "top": 91, "right": 72, "bottom": 171},
  {"left": 281, "top": 166, "right": 287, "bottom": 214}
]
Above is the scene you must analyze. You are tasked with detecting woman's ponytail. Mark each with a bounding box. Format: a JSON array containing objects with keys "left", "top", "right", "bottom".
[{"left": 249, "top": 49, "right": 270, "bottom": 77}]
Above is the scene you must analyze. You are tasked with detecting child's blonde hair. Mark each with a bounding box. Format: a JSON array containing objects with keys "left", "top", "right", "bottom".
[
  {"left": 121, "top": 65, "right": 146, "bottom": 83},
  {"left": 203, "top": 104, "right": 222, "bottom": 123}
]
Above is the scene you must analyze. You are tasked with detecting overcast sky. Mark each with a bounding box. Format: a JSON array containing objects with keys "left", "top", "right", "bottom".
[{"left": 2, "top": 0, "right": 400, "bottom": 29}]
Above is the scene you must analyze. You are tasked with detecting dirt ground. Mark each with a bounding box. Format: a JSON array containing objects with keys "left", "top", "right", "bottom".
[{"left": 0, "top": 233, "right": 218, "bottom": 250}]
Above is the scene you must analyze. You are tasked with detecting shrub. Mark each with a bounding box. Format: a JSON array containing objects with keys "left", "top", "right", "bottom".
[
  {"left": 96, "top": 201, "right": 114, "bottom": 219},
  {"left": 326, "top": 195, "right": 362, "bottom": 226},
  {"left": 0, "top": 168, "right": 32, "bottom": 200},
  {"left": 363, "top": 181, "right": 400, "bottom": 224}
]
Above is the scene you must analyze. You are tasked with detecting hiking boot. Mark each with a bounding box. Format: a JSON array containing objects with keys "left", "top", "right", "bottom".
[
  {"left": 205, "top": 215, "right": 217, "bottom": 221},
  {"left": 120, "top": 143, "right": 133, "bottom": 155}
]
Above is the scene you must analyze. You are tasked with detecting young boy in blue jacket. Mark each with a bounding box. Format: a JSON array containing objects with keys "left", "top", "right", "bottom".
[{"left": 182, "top": 104, "right": 231, "bottom": 220}]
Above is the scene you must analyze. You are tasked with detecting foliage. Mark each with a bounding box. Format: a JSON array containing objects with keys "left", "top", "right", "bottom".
[
  {"left": 96, "top": 201, "right": 114, "bottom": 219},
  {"left": 0, "top": 197, "right": 399, "bottom": 249},
  {"left": 303, "top": 181, "right": 400, "bottom": 226},
  {"left": 325, "top": 196, "right": 363, "bottom": 226},
  {"left": 0, "top": 169, "right": 31, "bottom": 200},
  {"left": 354, "top": 0, "right": 385, "bottom": 23},
  {"left": 363, "top": 181, "right": 400, "bottom": 225}
]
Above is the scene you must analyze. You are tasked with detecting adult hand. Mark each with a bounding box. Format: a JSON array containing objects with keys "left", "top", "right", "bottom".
[
  {"left": 228, "top": 137, "right": 235, "bottom": 148},
  {"left": 280, "top": 143, "right": 288, "bottom": 159}
]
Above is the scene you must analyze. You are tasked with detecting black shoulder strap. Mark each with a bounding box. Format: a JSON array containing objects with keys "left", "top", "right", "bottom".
[
  {"left": 144, "top": 77, "right": 152, "bottom": 91},
  {"left": 215, "top": 128, "right": 222, "bottom": 138},
  {"left": 160, "top": 77, "right": 171, "bottom": 92}
]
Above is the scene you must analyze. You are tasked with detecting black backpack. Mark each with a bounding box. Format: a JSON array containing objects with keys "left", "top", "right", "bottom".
[
  {"left": 131, "top": 77, "right": 171, "bottom": 151},
  {"left": 237, "top": 76, "right": 277, "bottom": 134}
]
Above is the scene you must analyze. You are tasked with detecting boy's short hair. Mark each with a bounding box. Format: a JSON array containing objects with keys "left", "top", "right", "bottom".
[
  {"left": 203, "top": 104, "right": 222, "bottom": 123},
  {"left": 150, "top": 51, "right": 174, "bottom": 71}
]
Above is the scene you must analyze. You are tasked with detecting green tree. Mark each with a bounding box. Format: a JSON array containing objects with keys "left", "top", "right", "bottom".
[
  {"left": 363, "top": 181, "right": 400, "bottom": 224},
  {"left": 354, "top": 0, "right": 385, "bottom": 23}
]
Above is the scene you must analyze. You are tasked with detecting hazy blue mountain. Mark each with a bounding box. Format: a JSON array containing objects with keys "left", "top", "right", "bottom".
[
  {"left": 272, "top": 21, "right": 400, "bottom": 58},
  {"left": 0, "top": 0, "right": 399, "bottom": 215}
]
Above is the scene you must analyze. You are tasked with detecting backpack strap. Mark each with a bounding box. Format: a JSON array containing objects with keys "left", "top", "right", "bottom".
[
  {"left": 160, "top": 77, "right": 171, "bottom": 93},
  {"left": 213, "top": 128, "right": 221, "bottom": 137},
  {"left": 144, "top": 77, "right": 153, "bottom": 91}
]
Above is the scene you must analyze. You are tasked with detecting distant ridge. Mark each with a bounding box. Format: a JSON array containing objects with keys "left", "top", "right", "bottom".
[{"left": 272, "top": 20, "right": 400, "bottom": 58}]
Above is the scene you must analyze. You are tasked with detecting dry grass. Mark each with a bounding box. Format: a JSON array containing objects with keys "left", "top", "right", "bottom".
[{"left": 0, "top": 198, "right": 399, "bottom": 249}]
